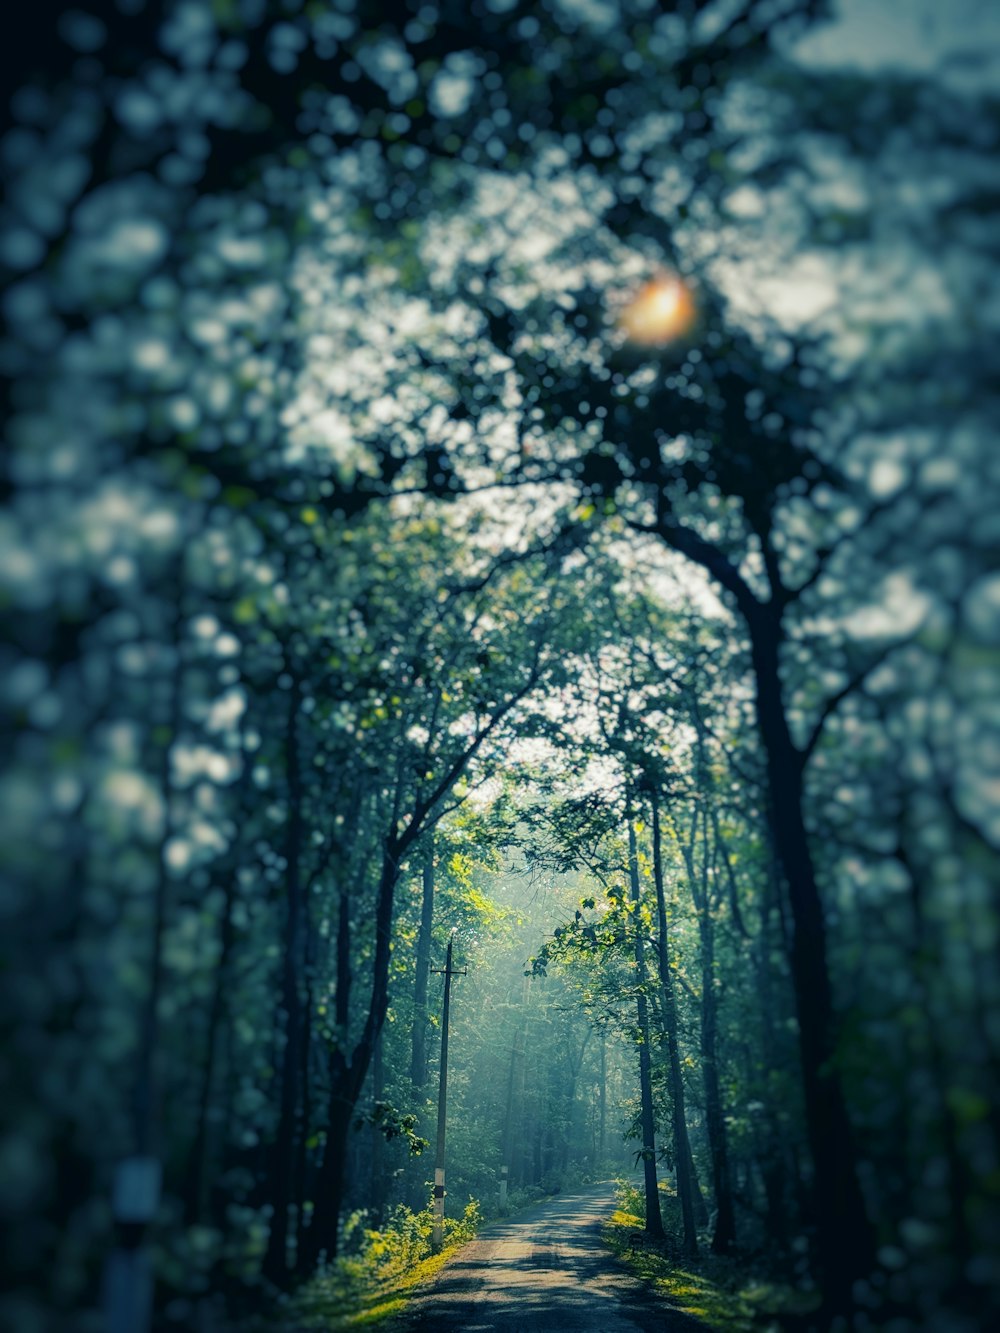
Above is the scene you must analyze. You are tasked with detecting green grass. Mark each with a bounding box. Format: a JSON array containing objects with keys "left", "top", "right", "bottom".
[
  {"left": 276, "top": 1197, "right": 487, "bottom": 1332},
  {"left": 603, "top": 1207, "right": 821, "bottom": 1333},
  {"left": 280, "top": 1235, "right": 467, "bottom": 1332}
]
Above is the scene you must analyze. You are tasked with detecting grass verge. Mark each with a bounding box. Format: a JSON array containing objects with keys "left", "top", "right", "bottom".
[
  {"left": 282, "top": 1240, "right": 463, "bottom": 1332},
  {"left": 603, "top": 1206, "right": 821, "bottom": 1333}
]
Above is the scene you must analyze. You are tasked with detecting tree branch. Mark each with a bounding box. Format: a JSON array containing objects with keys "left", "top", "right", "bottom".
[
  {"left": 799, "top": 636, "right": 913, "bottom": 770},
  {"left": 627, "top": 513, "right": 763, "bottom": 623}
]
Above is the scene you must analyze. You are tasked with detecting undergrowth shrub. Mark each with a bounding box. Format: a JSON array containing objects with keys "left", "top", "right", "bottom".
[
  {"left": 363, "top": 1195, "right": 480, "bottom": 1276},
  {"left": 614, "top": 1176, "right": 685, "bottom": 1250},
  {"left": 317, "top": 1199, "right": 485, "bottom": 1290},
  {"left": 616, "top": 1177, "right": 645, "bottom": 1219},
  {"left": 363, "top": 1202, "right": 434, "bottom": 1282},
  {"left": 290, "top": 1195, "right": 484, "bottom": 1327}
]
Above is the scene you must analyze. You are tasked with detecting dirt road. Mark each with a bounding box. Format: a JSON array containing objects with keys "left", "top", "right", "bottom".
[{"left": 403, "top": 1182, "right": 700, "bottom": 1332}]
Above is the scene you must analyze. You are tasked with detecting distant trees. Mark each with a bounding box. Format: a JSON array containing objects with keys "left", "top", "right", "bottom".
[
  {"left": 250, "top": 511, "right": 573, "bottom": 1273},
  {"left": 523, "top": 599, "right": 754, "bottom": 1258}
]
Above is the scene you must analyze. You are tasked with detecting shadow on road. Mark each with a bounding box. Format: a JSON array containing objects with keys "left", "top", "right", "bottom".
[{"left": 403, "top": 1183, "right": 706, "bottom": 1332}]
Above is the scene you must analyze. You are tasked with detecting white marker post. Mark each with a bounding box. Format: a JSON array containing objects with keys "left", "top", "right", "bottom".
[{"left": 103, "top": 1155, "right": 161, "bottom": 1333}]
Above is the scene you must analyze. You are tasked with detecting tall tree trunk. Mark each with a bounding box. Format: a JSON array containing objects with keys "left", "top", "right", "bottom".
[
  {"left": 410, "top": 853, "right": 435, "bottom": 1093},
  {"left": 305, "top": 841, "right": 399, "bottom": 1264},
  {"left": 674, "top": 748, "right": 738, "bottom": 1255},
  {"left": 628, "top": 819, "right": 665, "bottom": 1240},
  {"left": 302, "top": 669, "right": 542, "bottom": 1268},
  {"left": 599, "top": 1028, "right": 607, "bottom": 1163},
  {"left": 306, "top": 1075, "right": 354, "bottom": 1265},
  {"left": 758, "top": 936, "right": 789, "bottom": 1247},
  {"left": 184, "top": 864, "right": 238, "bottom": 1224},
  {"left": 898, "top": 842, "right": 973, "bottom": 1283},
  {"left": 756, "top": 825, "right": 796, "bottom": 1247},
  {"left": 294, "top": 837, "right": 332, "bottom": 1261},
  {"left": 563, "top": 1029, "right": 588, "bottom": 1174},
  {"left": 306, "top": 1051, "right": 367, "bottom": 1265},
  {"left": 185, "top": 722, "right": 255, "bottom": 1226},
  {"left": 747, "top": 607, "right": 874, "bottom": 1306},
  {"left": 132, "top": 590, "right": 185, "bottom": 1158},
  {"left": 370, "top": 1030, "right": 386, "bottom": 1223},
  {"left": 656, "top": 497, "right": 874, "bottom": 1306},
  {"left": 292, "top": 993, "right": 313, "bottom": 1256},
  {"left": 515, "top": 979, "right": 531, "bottom": 1187},
  {"left": 501, "top": 1041, "right": 518, "bottom": 1196},
  {"left": 698, "top": 918, "right": 736, "bottom": 1254},
  {"left": 263, "top": 672, "right": 305, "bottom": 1283},
  {"left": 648, "top": 796, "right": 698, "bottom": 1257}
]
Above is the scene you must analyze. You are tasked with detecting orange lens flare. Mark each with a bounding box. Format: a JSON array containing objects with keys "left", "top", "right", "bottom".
[{"left": 618, "top": 275, "right": 695, "bottom": 346}]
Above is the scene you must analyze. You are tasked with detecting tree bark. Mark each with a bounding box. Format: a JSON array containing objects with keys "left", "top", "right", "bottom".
[
  {"left": 628, "top": 819, "right": 665, "bottom": 1240},
  {"left": 132, "top": 587, "right": 185, "bottom": 1159},
  {"left": 747, "top": 606, "right": 874, "bottom": 1305},
  {"left": 516, "top": 978, "right": 531, "bottom": 1187},
  {"left": 184, "top": 863, "right": 238, "bottom": 1225},
  {"left": 650, "top": 514, "right": 875, "bottom": 1303},
  {"left": 370, "top": 1030, "right": 386, "bottom": 1223},
  {"left": 304, "top": 840, "right": 399, "bottom": 1264},
  {"left": 292, "top": 990, "right": 313, "bottom": 1255},
  {"left": 698, "top": 918, "right": 737, "bottom": 1255},
  {"left": 756, "top": 823, "right": 796, "bottom": 1248},
  {"left": 410, "top": 854, "right": 435, "bottom": 1093},
  {"left": 673, "top": 745, "right": 738, "bottom": 1255},
  {"left": 648, "top": 797, "right": 698, "bottom": 1257},
  {"left": 263, "top": 673, "right": 305, "bottom": 1283},
  {"left": 599, "top": 1028, "right": 607, "bottom": 1163}
]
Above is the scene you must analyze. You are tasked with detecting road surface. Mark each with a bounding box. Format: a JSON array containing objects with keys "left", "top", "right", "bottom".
[{"left": 403, "top": 1182, "right": 701, "bottom": 1332}]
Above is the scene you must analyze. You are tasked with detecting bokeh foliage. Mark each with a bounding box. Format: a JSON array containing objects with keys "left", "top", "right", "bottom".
[{"left": 2, "top": 2, "right": 998, "bottom": 1330}]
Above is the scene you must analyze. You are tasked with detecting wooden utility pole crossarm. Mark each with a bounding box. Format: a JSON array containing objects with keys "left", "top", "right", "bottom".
[{"left": 431, "top": 931, "right": 467, "bottom": 1253}]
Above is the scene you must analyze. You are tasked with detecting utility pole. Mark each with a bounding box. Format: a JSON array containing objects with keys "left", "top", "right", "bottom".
[{"left": 431, "top": 930, "right": 465, "bottom": 1253}]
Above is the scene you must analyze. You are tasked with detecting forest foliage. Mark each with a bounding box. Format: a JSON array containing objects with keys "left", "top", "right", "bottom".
[{"left": 1, "top": 2, "right": 998, "bottom": 1331}]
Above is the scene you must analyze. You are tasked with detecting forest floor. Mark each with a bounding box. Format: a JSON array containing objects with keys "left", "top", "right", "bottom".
[{"left": 601, "top": 1202, "right": 822, "bottom": 1333}]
